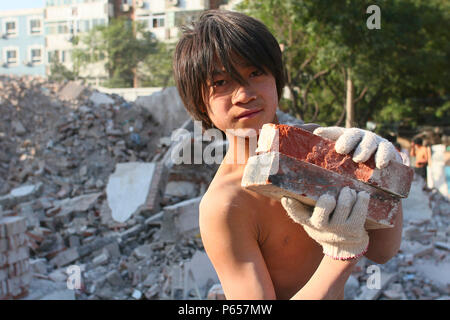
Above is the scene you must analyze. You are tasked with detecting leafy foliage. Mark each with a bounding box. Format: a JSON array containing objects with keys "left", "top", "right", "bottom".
[{"left": 238, "top": 0, "right": 449, "bottom": 131}]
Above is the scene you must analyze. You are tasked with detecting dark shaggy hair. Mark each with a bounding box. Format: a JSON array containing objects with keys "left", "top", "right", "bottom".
[{"left": 173, "top": 10, "right": 285, "bottom": 130}]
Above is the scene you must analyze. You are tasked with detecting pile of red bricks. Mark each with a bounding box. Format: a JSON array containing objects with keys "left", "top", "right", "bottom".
[{"left": 0, "top": 216, "right": 32, "bottom": 299}]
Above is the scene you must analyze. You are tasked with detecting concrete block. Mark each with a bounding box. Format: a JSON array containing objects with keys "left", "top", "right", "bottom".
[
  {"left": 256, "top": 124, "right": 414, "bottom": 197},
  {"left": 6, "top": 233, "right": 28, "bottom": 251},
  {"left": 0, "top": 279, "right": 7, "bottom": 298},
  {"left": 183, "top": 250, "right": 219, "bottom": 299},
  {"left": 207, "top": 283, "right": 226, "bottom": 300},
  {"left": 0, "top": 183, "right": 43, "bottom": 209},
  {"left": 50, "top": 248, "right": 79, "bottom": 268},
  {"left": 160, "top": 197, "right": 201, "bottom": 241},
  {"left": 135, "top": 87, "right": 190, "bottom": 136},
  {"left": 0, "top": 216, "right": 27, "bottom": 237},
  {"left": 0, "top": 252, "right": 6, "bottom": 268},
  {"left": 106, "top": 269, "right": 124, "bottom": 286},
  {"left": 357, "top": 273, "right": 397, "bottom": 300},
  {"left": 0, "top": 238, "right": 7, "bottom": 253},
  {"left": 107, "top": 162, "right": 164, "bottom": 223},
  {"left": 7, "top": 246, "right": 29, "bottom": 265},
  {"left": 58, "top": 81, "right": 86, "bottom": 101},
  {"left": 89, "top": 91, "right": 114, "bottom": 106},
  {"left": 53, "top": 192, "right": 102, "bottom": 224},
  {"left": 144, "top": 161, "right": 169, "bottom": 214},
  {"left": 0, "top": 267, "right": 7, "bottom": 281},
  {"left": 242, "top": 152, "right": 401, "bottom": 229},
  {"left": 92, "top": 252, "right": 109, "bottom": 267},
  {"left": 8, "top": 259, "right": 30, "bottom": 277},
  {"left": 6, "top": 276, "right": 22, "bottom": 297},
  {"left": 30, "top": 258, "right": 48, "bottom": 274}
]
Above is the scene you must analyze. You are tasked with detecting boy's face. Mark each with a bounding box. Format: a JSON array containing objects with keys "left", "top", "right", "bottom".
[{"left": 205, "top": 60, "right": 278, "bottom": 136}]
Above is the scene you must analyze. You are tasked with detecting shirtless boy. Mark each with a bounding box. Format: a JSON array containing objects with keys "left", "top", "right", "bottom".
[{"left": 173, "top": 10, "right": 403, "bottom": 300}]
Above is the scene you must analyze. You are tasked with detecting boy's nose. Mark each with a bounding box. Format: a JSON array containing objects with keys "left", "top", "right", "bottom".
[{"left": 231, "top": 84, "right": 256, "bottom": 105}]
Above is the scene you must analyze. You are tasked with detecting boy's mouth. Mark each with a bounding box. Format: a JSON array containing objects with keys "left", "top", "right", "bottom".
[{"left": 235, "top": 108, "right": 262, "bottom": 120}]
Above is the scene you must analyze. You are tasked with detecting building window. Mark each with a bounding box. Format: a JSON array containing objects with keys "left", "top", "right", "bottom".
[
  {"left": 152, "top": 16, "right": 165, "bottom": 28},
  {"left": 57, "top": 23, "right": 69, "bottom": 34},
  {"left": 5, "top": 49, "right": 19, "bottom": 65},
  {"left": 5, "top": 20, "right": 18, "bottom": 36},
  {"left": 30, "top": 19, "right": 42, "bottom": 34},
  {"left": 31, "top": 48, "right": 42, "bottom": 63}
]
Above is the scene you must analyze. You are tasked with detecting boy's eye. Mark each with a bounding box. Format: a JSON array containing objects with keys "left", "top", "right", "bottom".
[
  {"left": 250, "top": 69, "right": 264, "bottom": 77},
  {"left": 213, "top": 79, "right": 227, "bottom": 87}
]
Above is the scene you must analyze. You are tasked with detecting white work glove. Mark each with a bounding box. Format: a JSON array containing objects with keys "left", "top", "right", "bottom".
[
  {"left": 313, "top": 127, "right": 402, "bottom": 169},
  {"left": 281, "top": 187, "right": 370, "bottom": 260}
]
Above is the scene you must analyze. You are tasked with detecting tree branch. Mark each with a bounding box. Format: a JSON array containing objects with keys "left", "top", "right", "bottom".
[{"left": 354, "top": 86, "right": 368, "bottom": 104}]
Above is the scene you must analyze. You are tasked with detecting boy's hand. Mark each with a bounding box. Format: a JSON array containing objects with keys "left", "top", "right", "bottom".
[
  {"left": 313, "top": 127, "right": 402, "bottom": 169},
  {"left": 281, "top": 187, "right": 370, "bottom": 260}
]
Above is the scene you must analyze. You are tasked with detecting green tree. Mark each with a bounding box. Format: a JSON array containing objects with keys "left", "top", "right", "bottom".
[
  {"left": 237, "top": 0, "right": 449, "bottom": 130},
  {"left": 238, "top": 0, "right": 337, "bottom": 122},
  {"left": 48, "top": 55, "right": 76, "bottom": 82},
  {"left": 137, "top": 42, "right": 175, "bottom": 88},
  {"left": 72, "top": 17, "right": 159, "bottom": 88}
]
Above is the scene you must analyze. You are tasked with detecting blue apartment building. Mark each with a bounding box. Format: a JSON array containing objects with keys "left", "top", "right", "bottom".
[{"left": 0, "top": 8, "right": 45, "bottom": 76}]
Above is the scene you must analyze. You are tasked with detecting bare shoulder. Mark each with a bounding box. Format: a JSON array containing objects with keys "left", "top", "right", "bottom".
[{"left": 200, "top": 175, "right": 254, "bottom": 227}]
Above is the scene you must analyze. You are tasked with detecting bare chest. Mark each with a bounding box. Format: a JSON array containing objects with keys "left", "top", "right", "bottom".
[{"left": 255, "top": 199, "right": 324, "bottom": 299}]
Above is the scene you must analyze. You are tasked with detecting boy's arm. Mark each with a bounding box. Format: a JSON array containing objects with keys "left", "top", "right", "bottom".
[
  {"left": 366, "top": 201, "right": 403, "bottom": 264},
  {"left": 200, "top": 193, "right": 357, "bottom": 300},
  {"left": 290, "top": 256, "right": 358, "bottom": 300},
  {"left": 199, "top": 193, "right": 276, "bottom": 299}
]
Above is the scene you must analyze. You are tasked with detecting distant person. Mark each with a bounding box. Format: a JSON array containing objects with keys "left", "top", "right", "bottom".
[
  {"left": 410, "top": 138, "right": 430, "bottom": 180},
  {"left": 394, "top": 142, "right": 410, "bottom": 166}
]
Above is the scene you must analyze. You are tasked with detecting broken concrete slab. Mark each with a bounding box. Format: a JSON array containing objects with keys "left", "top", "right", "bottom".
[
  {"left": 53, "top": 192, "right": 102, "bottom": 224},
  {"left": 50, "top": 248, "right": 79, "bottom": 268},
  {"left": 89, "top": 91, "right": 115, "bottom": 106},
  {"left": 58, "top": 81, "right": 86, "bottom": 101},
  {"left": 242, "top": 152, "right": 401, "bottom": 229},
  {"left": 0, "top": 216, "right": 27, "bottom": 238},
  {"left": 133, "top": 244, "right": 153, "bottom": 260},
  {"left": 12, "top": 120, "right": 27, "bottom": 136},
  {"left": 183, "top": 250, "right": 219, "bottom": 299},
  {"left": 144, "top": 162, "right": 169, "bottom": 215},
  {"left": 41, "top": 289, "right": 76, "bottom": 300},
  {"left": 414, "top": 260, "right": 450, "bottom": 291},
  {"left": 400, "top": 241, "right": 434, "bottom": 259},
  {"left": 256, "top": 123, "right": 414, "bottom": 198},
  {"left": 207, "top": 283, "right": 226, "bottom": 300},
  {"left": 160, "top": 197, "right": 201, "bottom": 241},
  {"left": 135, "top": 87, "right": 190, "bottom": 136},
  {"left": 402, "top": 180, "right": 433, "bottom": 222},
  {"left": 106, "top": 162, "right": 157, "bottom": 223},
  {"left": 357, "top": 272, "right": 397, "bottom": 300},
  {"left": 0, "top": 183, "right": 43, "bottom": 208},
  {"left": 92, "top": 252, "right": 109, "bottom": 267},
  {"left": 164, "top": 181, "right": 198, "bottom": 199}
]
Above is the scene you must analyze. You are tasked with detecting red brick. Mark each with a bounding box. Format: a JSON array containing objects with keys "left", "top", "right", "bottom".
[
  {"left": 242, "top": 152, "right": 401, "bottom": 229},
  {"left": 256, "top": 124, "right": 413, "bottom": 198}
]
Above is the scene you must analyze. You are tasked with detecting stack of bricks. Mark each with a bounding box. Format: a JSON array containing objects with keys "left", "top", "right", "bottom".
[
  {"left": 242, "top": 123, "right": 414, "bottom": 229},
  {"left": 0, "top": 216, "right": 32, "bottom": 299}
]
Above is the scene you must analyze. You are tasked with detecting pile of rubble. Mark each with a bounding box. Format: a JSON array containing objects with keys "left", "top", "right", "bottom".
[
  {"left": 0, "top": 75, "right": 223, "bottom": 300},
  {"left": 1, "top": 74, "right": 448, "bottom": 300},
  {"left": 344, "top": 176, "right": 450, "bottom": 300}
]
